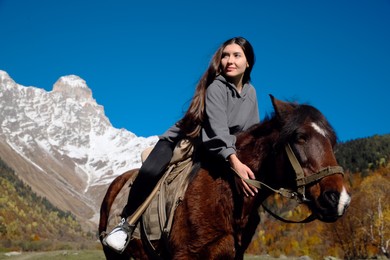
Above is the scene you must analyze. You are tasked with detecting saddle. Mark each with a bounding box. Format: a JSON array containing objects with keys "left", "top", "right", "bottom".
[{"left": 106, "top": 139, "right": 195, "bottom": 244}]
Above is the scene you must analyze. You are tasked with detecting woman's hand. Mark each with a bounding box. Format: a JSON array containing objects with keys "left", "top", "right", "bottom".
[{"left": 228, "top": 154, "right": 258, "bottom": 197}]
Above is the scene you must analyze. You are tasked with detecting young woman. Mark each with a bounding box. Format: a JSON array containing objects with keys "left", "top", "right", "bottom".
[{"left": 103, "top": 36, "right": 260, "bottom": 252}]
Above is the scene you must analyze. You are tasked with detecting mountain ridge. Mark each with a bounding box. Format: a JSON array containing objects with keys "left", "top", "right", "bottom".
[{"left": 0, "top": 70, "right": 157, "bottom": 228}]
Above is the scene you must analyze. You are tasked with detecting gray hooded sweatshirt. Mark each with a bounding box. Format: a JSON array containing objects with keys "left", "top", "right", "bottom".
[{"left": 162, "top": 75, "right": 260, "bottom": 160}]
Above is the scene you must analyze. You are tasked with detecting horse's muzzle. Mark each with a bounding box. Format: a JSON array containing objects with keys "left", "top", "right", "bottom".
[{"left": 311, "top": 187, "right": 351, "bottom": 223}]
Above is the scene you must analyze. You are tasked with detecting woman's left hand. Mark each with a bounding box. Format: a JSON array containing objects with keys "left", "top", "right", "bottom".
[{"left": 228, "top": 154, "right": 258, "bottom": 197}]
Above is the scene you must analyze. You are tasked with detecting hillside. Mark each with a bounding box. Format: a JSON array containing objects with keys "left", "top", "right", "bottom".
[
  {"left": 0, "top": 157, "right": 96, "bottom": 251},
  {"left": 335, "top": 134, "right": 390, "bottom": 174}
]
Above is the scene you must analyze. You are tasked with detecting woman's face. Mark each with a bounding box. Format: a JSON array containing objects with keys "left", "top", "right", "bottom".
[{"left": 220, "top": 43, "right": 248, "bottom": 82}]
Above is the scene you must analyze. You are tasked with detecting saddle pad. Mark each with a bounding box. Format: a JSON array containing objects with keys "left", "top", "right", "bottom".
[
  {"left": 136, "top": 156, "right": 194, "bottom": 240},
  {"left": 106, "top": 176, "right": 134, "bottom": 233},
  {"left": 107, "top": 139, "right": 195, "bottom": 241}
]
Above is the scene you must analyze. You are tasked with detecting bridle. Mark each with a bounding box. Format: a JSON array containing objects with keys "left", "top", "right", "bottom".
[
  {"left": 284, "top": 143, "right": 344, "bottom": 202},
  {"left": 234, "top": 143, "right": 344, "bottom": 223}
]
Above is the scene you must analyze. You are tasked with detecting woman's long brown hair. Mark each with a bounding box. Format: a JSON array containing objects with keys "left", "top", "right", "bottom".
[{"left": 177, "top": 37, "right": 255, "bottom": 138}]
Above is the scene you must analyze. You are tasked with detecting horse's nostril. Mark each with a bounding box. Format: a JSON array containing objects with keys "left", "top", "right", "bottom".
[{"left": 322, "top": 191, "right": 340, "bottom": 207}]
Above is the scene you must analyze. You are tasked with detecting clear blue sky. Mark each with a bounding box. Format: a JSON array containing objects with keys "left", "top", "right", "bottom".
[{"left": 1, "top": 0, "right": 389, "bottom": 142}]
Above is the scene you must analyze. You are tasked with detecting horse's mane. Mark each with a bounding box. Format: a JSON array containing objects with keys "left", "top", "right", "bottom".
[
  {"left": 236, "top": 101, "right": 338, "bottom": 170},
  {"left": 278, "top": 102, "right": 337, "bottom": 146},
  {"left": 236, "top": 99, "right": 337, "bottom": 179}
]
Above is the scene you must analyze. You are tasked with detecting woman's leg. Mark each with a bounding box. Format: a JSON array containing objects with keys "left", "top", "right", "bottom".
[
  {"left": 122, "top": 138, "right": 175, "bottom": 218},
  {"left": 103, "top": 139, "right": 175, "bottom": 252}
]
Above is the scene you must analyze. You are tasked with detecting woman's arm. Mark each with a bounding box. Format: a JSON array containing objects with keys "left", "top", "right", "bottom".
[
  {"left": 228, "top": 153, "right": 258, "bottom": 197},
  {"left": 202, "top": 80, "right": 258, "bottom": 196}
]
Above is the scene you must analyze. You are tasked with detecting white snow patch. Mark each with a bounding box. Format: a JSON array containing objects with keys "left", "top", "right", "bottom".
[{"left": 7, "top": 141, "right": 46, "bottom": 173}]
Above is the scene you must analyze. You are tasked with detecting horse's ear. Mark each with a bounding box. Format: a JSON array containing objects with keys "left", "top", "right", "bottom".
[{"left": 269, "top": 94, "right": 294, "bottom": 119}]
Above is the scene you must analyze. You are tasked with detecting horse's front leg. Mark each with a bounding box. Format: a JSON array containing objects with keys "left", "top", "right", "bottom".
[
  {"left": 171, "top": 233, "right": 236, "bottom": 260},
  {"left": 204, "top": 234, "right": 236, "bottom": 260},
  {"left": 170, "top": 169, "right": 237, "bottom": 259},
  {"left": 236, "top": 209, "right": 261, "bottom": 259}
]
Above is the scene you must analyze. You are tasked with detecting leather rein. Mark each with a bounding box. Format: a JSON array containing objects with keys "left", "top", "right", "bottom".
[{"left": 234, "top": 143, "right": 344, "bottom": 223}]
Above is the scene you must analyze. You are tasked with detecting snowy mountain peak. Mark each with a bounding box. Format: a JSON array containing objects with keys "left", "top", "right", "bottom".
[
  {"left": 0, "top": 70, "right": 10, "bottom": 80},
  {"left": 56, "top": 75, "right": 87, "bottom": 89},
  {"left": 53, "top": 75, "right": 94, "bottom": 101},
  {"left": 0, "top": 70, "right": 17, "bottom": 89},
  {"left": 0, "top": 70, "right": 158, "bottom": 222}
]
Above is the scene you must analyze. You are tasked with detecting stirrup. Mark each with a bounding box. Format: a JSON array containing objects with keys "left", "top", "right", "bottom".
[{"left": 102, "top": 218, "right": 135, "bottom": 254}]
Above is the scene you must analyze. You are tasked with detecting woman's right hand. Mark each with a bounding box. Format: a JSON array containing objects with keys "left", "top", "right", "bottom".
[{"left": 228, "top": 154, "right": 258, "bottom": 197}]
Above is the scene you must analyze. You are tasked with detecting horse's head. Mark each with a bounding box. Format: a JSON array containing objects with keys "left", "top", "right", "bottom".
[{"left": 267, "top": 95, "right": 350, "bottom": 222}]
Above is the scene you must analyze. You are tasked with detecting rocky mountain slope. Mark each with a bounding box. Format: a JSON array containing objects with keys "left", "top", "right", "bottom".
[{"left": 0, "top": 70, "right": 157, "bottom": 228}]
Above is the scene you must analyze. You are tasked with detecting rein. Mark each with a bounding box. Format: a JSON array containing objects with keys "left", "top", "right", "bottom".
[{"left": 234, "top": 143, "right": 344, "bottom": 223}]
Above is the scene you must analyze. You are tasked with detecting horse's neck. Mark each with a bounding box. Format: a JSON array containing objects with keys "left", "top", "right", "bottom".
[
  {"left": 235, "top": 122, "right": 280, "bottom": 206},
  {"left": 237, "top": 139, "right": 272, "bottom": 175}
]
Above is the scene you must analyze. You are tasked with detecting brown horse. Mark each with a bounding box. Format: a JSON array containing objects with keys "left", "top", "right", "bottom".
[{"left": 99, "top": 95, "right": 351, "bottom": 259}]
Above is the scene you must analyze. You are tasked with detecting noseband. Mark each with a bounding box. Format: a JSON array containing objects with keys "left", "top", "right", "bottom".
[
  {"left": 284, "top": 143, "right": 344, "bottom": 202},
  {"left": 234, "top": 143, "right": 344, "bottom": 223}
]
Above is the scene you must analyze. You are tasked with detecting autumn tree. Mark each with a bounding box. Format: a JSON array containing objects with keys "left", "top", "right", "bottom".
[{"left": 326, "top": 171, "right": 390, "bottom": 259}]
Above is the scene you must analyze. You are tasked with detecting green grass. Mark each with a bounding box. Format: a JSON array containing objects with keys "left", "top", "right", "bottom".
[
  {"left": 0, "top": 251, "right": 295, "bottom": 260},
  {"left": 0, "top": 250, "right": 105, "bottom": 260}
]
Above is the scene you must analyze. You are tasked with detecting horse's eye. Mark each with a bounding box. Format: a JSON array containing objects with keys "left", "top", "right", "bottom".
[{"left": 296, "top": 134, "right": 307, "bottom": 144}]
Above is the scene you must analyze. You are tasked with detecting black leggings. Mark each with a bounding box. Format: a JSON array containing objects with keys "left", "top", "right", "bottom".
[{"left": 121, "top": 139, "right": 175, "bottom": 218}]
